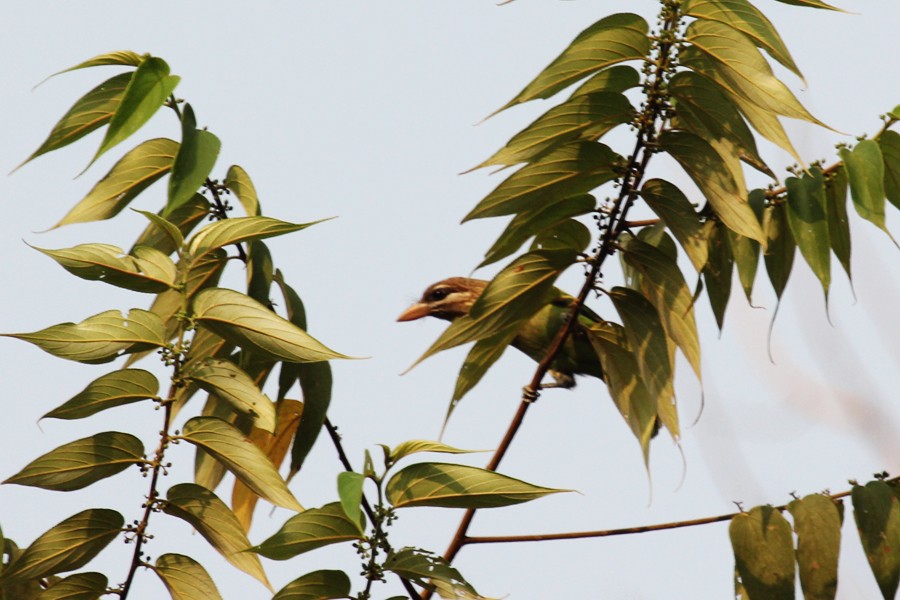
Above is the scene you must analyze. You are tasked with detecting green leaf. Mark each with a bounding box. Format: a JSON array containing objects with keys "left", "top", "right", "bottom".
[
  {"left": 640, "top": 179, "right": 712, "bottom": 272},
  {"left": 684, "top": 20, "right": 824, "bottom": 126},
  {"left": 42, "top": 369, "right": 159, "bottom": 420},
  {"left": 852, "top": 481, "right": 900, "bottom": 599},
  {"left": 336, "top": 472, "right": 364, "bottom": 527},
  {"left": 480, "top": 194, "right": 595, "bottom": 268},
  {"left": 33, "top": 243, "right": 176, "bottom": 293},
  {"left": 788, "top": 494, "right": 842, "bottom": 600},
  {"left": 153, "top": 554, "right": 222, "bottom": 600},
  {"left": 463, "top": 142, "right": 619, "bottom": 221},
  {"left": 763, "top": 202, "right": 796, "bottom": 300},
  {"left": 385, "top": 548, "right": 483, "bottom": 599},
  {"left": 21, "top": 73, "right": 132, "bottom": 166},
  {"left": 386, "top": 462, "right": 568, "bottom": 509},
  {"left": 727, "top": 189, "right": 765, "bottom": 303},
  {"left": 184, "top": 358, "right": 276, "bottom": 433},
  {"left": 272, "top": 570, "right": 352, "bottom": 600},
  {"left": 530, "top": 219, "right": 591, "bottom": 254},
  {"left": 2, "top": 308, "right": 167, "bottom": 364},
  {"left": 772, "top": 0, "right": 845, "bottom": 10},
  {"left": 133, "top": 194, "right": 211, "bottom": 256},
  {"left": 224, "top": 165, "right": 261, "bottom": 216},
  {"left": 0, "top": 509, "right": 123, "bottom": 584},
  {"left": 390, "top": 441, "right": 482, "bottom": 464},
  {"left": 191, "top": 395, "right": 241, "bottom": 492},
  {"left": 496, "top": 13, "right": 649, "bottom": 112},
  {"left": 785, "top": 169, "right": 831, "bottom": 302},
  {"left": 3, "top": 432, "right": 144, "bottom": 492},
  {"left": 841, "top": 140, "right": 892, "bottom": 235},
  {"left": 162, "top": 483, "right": 271, "bottom": 590},
  {"left": 54, "top": 138, "right": 178, "bottom": 228},
  {"left": 609, "top": 286, "right": 674, "bottom": 415},
  {"left": 168, "top": 104, "right": 221, "bottom": 212},
  {"left": 702, "top": 221, "right": 734, "bottom": 330},
  {"left": 729, "top": 506, "right": 795, "bottom": 600},
  {"left": 192, "top": 288, "right": 351, "bottom": 363},
  {"left": 187, "top": 216, "right": 328, "bottom": 261},
  {"left": 53, "top": 51, "right": 145, "bottom": 75},
  {"left": 134, "top": 209, "right": 186, "bottom": 254},
  {"left": 450, "top": 329, "right": 517, "bottom": 407},
  {"left": 570, "top": 64, "right": 641, "bottom": 96},
  {"left": 587, "top": 322, "right": 660, "bottom": 456},
  {"left": 89, "top": 57, "right": 180, "bottom": 167},
  {"left": 659, "top": 130, "right": 765, "bottom": 244},
  {"left": 621, "top": 236, "right": 701, "bottom": 381},
  {"left": 408, "top": 250, "right": 574, "bottom": 368},
  {"left": 478, "top": 92, "right": 633, "bottom": 168},
  {"left": 38, "top": 571, "right": 108, "bottom": 600},
  {"left": 682, "top": 0, "right": 803, "bottom": 80},
  {"left": 824, "top": 167, "right": 852, "bottom": 281},
  {"left": 178, "top": 417, "right": 303, "bottom": 512},
  {"left": 250, "top": 503, "right": 364, "bottom": 560},
  {"left": 879, "top": 130, "right": 900, "bottom": 210}
]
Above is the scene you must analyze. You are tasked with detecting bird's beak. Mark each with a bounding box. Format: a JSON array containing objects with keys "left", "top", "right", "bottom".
[{"left": 397, "top": 302, "right": 430, "bottom": 322}]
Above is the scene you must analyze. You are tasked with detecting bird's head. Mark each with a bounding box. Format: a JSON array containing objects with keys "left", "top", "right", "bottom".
[{"left": 397, "top": 277, "right": 488, "bottom": 322}]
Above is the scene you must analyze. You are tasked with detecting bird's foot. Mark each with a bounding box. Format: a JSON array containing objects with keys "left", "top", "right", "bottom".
[{"left": 521, "top": 386, "right": 541, "bottom": 403}]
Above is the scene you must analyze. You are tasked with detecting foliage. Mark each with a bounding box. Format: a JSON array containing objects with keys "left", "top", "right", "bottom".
[{"left": 1, "top": 1, "right": 898, "bottom": 599}]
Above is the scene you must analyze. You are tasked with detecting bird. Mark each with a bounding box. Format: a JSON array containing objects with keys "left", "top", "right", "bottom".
[{"left": 397, "top": 277, "right": 604, "bottom": 392}]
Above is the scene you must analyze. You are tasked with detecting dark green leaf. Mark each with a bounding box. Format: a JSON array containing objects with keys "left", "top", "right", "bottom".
[
  {"left": 727, "top": 189, "right": 764, "bottom": 303},
  {"left": 570, "top": 64, "right": 641, "bottom": 96},
  {"left": 763, "top": 202, "right": 796, "bottom": 300},
  {"left": 729, "top": 506, "right": 795, "bottom": 600},
  {"left": 785, "top": 169, "right": 830, "bottom": 301},
  {"left": 788, "top": 494, "right": 842, "bottom": 600},
  {"left": 39, "top": 571, "right": 108, "bottom": 600},
  {"left": 451, "top": 328, "right": 517, "bottom": 407},
  {"left": 249, "top": 503, "right": 364, "bottom": 560},
  {"left": 640, "top": 178, "right": 712, "bottom": 272},
  {"left": 153, "top": 554, "right": 222, "bottom": 600},
  {"left": 842, "top": 140, "right": 892, "bottom": 235},
  {"left": 42, "top": 369, "right": 158, "bottom": 420},
  {"left": 879, "top": 130, "right": 900, "bottom": 210},
  {"left": 824, "top": 167, "right": 852, "bottom": 281},
  {"left": 272, "top": 570, "right": 351, "bottom": 600},
  {"left": 385, "top": 548, "right": 482, "bottom": 599},
  {"left": 530, "top": 219, "right": 591, "bottom": 254},
  {"left": 702, "top": 222, "right": 733, "bottom": 331},
  {"left": 168, "top": 104, "right": 221, "bottom": 212},
  {"left": 852, "top": 481, "right": 900, "bottom": 599}
]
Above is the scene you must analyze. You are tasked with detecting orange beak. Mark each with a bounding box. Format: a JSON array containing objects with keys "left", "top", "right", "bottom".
[{"left": 397, "top": 302, "right": 430, "bottom": 322}]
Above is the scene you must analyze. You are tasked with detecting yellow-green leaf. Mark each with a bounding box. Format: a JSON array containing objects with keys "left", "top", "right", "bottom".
[
  {"left": 168, "top": 104, "right": 220, "bottom": 211},
  {"left": 53, "top": 50, "right": 145, "bottom": 75},
  {"left": 390, "top": 441, "right": 483, "bottom": 464},
  {"left": 42, "top": 369, "right": 158, "bottom": 421},
  {"left": 272, "top": 570, "right": 352, "bottom": 600},
  {"left": 385, "top": 548, "right": 484, "bottom": 599},
  {"left": 225, "top": 165, "right": 261, "bottom": 216},
  {"left": 153, "top": 554, "right": 222, "bottom": 600},
  {"left": 33, "top": 243, "right": 176, "bottom": 293},
  {"left": 729, "top": 506, "right": 795, "bottom": 600},
  {"left": 879, "top": 129, "right": 900, "bottom": 210},
  {"left": 763, "top": 202, "right": 796, "bottom": 300},
  {"left": 187, "top": 216, "right": 328, "bottom": 261},
  {"left": 38, "top": 571, "right": 108, "bottom": 600},
  {"left": 788, "top": 494, "right": 842, "bottom": 600},
  {"left": 249, "top": 503, "right": 364, "bottom": 560},
  {"left": 3, "top": 432, "right": 144, "bottom": 491},
  {"left": 785, "top": 169, "right": 831, "bottom": 302},
  {"left": 133, "top": 194, "right": 211, "bottom": 256},
  {"left": 852, "top": 481, "right": 900, "bottom": 600},
  {"left": 570, "top": 64, "right": 641, "bottom": 96},
  {"left": 640, "top": 179, "right": 712, "bottom": 272},
  {"left": 773, "top": 0, "right": 845, "bottom": 10},
  {"left": 450, "top": 328, "right": 517, "bottom": 409},
  {"left": 184, "top": 358, "right": 276, "bottom": 433},
  {"left": 727, "top": 189, "right": 765, "bottom": 303},
  {"left": 841, "top": 140, "right": 892, "bottom": 235},
  {"left": 386, "top": 462, "right": 569, "bottom": 509}
]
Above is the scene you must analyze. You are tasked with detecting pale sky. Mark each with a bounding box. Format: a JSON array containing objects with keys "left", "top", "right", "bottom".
[{"left": 0, "top": 2, "right": 898, "bottom": 599}]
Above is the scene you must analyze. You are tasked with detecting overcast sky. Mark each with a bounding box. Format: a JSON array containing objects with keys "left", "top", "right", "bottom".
[{"left": 1, "top": 2, "right": 898, "bottom": 599}]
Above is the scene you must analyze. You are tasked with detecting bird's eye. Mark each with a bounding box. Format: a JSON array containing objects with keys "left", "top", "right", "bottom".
[{"left": 427, "top": 288, "right": 449, "bottom": 302}]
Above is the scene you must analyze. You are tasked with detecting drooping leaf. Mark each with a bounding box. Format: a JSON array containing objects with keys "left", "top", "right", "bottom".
[
  {"left": 224, "top": 165, "right": 261, "bottom": 216},
  {"left": 3, "top": 432, "right": 144, "bottom": 491},
  {"left": 788, "top": 494, "right": 842, "bottom": 600},
  {"left": 682, "top": 0, "right": 803, "bottom": 80},
  {"left": 38, "top": 571, "right": 108, "bottom": 600},
  {"left": 463, "top": 142, "right": 619, "bottom": 221},
  {"left": 841, "top": 141, "right": 892, "bottom": 235},
  {"left": 386, "top": 462, "right": 568, "bottom": 509},
  {"left": 702, "top": 221, "right": 734, "bottom": 330},
  {"left": 531, "top": 219, "right": 591, "bottom": 254},
  {"left": 191, "top": 395, "right": 242, "bottom": 493},
  {"left": 729, "top": 506, "right": 795, "bottom": 600},
  {"left": 153, "top": 554, "right": 222, "bottom": 600},
  {"left": 178, "top": 416, "right": 303, "bottom": 512},
  {"left": 570, "top": 64, "right": 641, "bottom": 96},
  {"left": 385, "top": 548, "right": 483, "bottom": 599},
  {"left": 785, "top": 169, "right": 831, "bottom": 302},
  {"left": 133, "top": 194, "right": 211, "bottom": 256},
  {"left": 192, "top": 288, "right": 351, "bottom": 363},
  {"left": 21, "top": 72, "right": 132, "bottom": 166},
  {"left": 659, "top": 130, "right": 765, "bottom": 244},
  {"left": 54, "top": 138, "right": 178, "bottom": 228},
  {"left": 52, "top": 51, "right": 145, "bottom": 75},
  {"left": 496, "top": 13, "right": 649, "bottom": 112},
  {"left": 640, "top": 179, "right": 712, "bottom": 272},
  {"left": 0, "top": 509, "right": 123, "bottom": 584},
  {"left": 336, "top": 472, "right": 364, "bottom": 527},
  {"left": 183, "top": 358, "right": 276, "bottom": 433},
  {"left": 163, "top": 483, "right": 271, "bottom": 590},
  {"left": 450, "top": 328, "right": 518, "bottom": 408},
  {"left": 187, "top": 216, "right": 328, "bottom": 262},
  {"left": 727, "top": 189, "right": 765, "bottom": 303},
  {"left": 33, "top": 243, "right": 176, "bottom": 293},
  {"left": 879, "top": 130, "right": 900, "bottom": 210},
  {"left": 852, "top": 481, "right": 900, "bottom": 599},
  {"left": 88, "top": 57, "right": 180, "bottom": 167},
  {"left": 772, "top": 0, "right": 845, "bottom": 10},
  {"left": 42, "top": 368, "right": 159, "bottom": 420},
  {"left": 272, "top": 570, "right": 352, "bottom": 600},
  {"left": 168, "top": 104, "right": 221, "bottom": 212},
  {"left": 2, "top": 308, "right": 167, "bottom": 364},
  {"left": 249, "top": 503, "right": 364, "bottom": 560},
  {"left": 763, "top": 202, "right": 796, "bottom": 300},
  {"left": 824, "top": 167, "right": 852, "bottom": 281}
]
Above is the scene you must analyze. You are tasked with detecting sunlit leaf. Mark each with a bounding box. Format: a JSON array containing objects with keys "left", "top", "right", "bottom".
[
  {"left": 3, "top": 432, "right": 143, "bottom": 491},
  {"left": 463, "top": 142, "right": 619, "bottom": 221},
  {"left": 272, "top": 570, "right": 352, "bottom": 600},
  {"left": 386, "top": 462, "right": 568, "bottom": 509},
  {"left": 390, "top": 441, "right": 482, "bottom": 464},
  {"left": 89, "top": 57, "right": 180, "bottom": 167},
  {"left": 531, "top": 219, "right": 591, "bottom": 254},
  {"left": 788, "top": 494, "right": 842, "bottom": 600},
  {"left": 496, "top": 13, "right": 649, "bottom": 112},
  {"left": 42, "top": 369, "right": 158, "bottom": 420},
  {"left": 385, "top": 548, "right": 484, "bottom": 599},
  {"left": 33, "top": 243, "right": 176, "bottom": 293},
  {"left": 729, "top": 506, "right": 795, "bottom": 600},
  {"left": 0, "top": 509, "right": 123, "bottom": 584},
  {"left": 727, "top": 189, "right": 765, "bottom": 303},
  {"left": 702, "top": 221, "right": 734, "bottom": 330},
  {"left": 167, "top": 103, "right": 220, "bottom": 212},
  {"left": 133, "top": 194, "right": 211, "bottom": 256},
  {"left": 192, "top": 288, "right": 351, "bottom": 363},
  {"left": 640, "top": 179, "right": 712, "bottom": 272},
  {"left": 852, "top": 481, "right": 900, "bottom": 600},
  {"left": 178, "top": 416, "right": 303, "bottom": 512},
  {"left": 224, "top": 165, "right": 261, "bottom": 216},
  {"left": 53, "top": 51, "right": 145, "bottom": 75},
  {"left": 879, "top": 130, "right": 900, "bottom": 210},
  {"left": 824, "top": 167, "right": 852, "bottom": 281},
  {"left": 21, "top": 73, "right": 132, "bottom": 167},
  {"left": 772, "top": 0, "right": 845, "bottom": 10},
  {"left": 153, "top": 554, "right": 222, "bottom": 600},
  {"left": 191, "top": 395, "right": 242, "bottom": 493},
  {"left": 163, "top": 483, "right": 271, "bottom": 590},
  {"left": 39, "top": 571, "right": 108, "bottom": 600},
  {"left": 570, "top": 64, "right": 641, "bottom": 96},
  {"left": 187, "top": 216, "right": 327, "bottom": 262},
  {"left": 785, "top": 169, "right": 830, "bottom": 302},
  {"left": 249, "top": 503, "right": 364, "bottom": 560},
  {"left": 184, "top": 358, "right": 276, "bottom": 433},
  {"left": 2, "top": 308, "right": 167, "bottom": 364},
  {"left": 336, "top": 472, "right": 364, "bottom": 527},
  {"left": 841, "top": 140, "right": 892, "bottom": 236},
  {"left": 54, "top": 138, "right": 178, "bottom": 228},
  {"left": 763, "top": 202, "right": 796, "bottom": 300}
]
